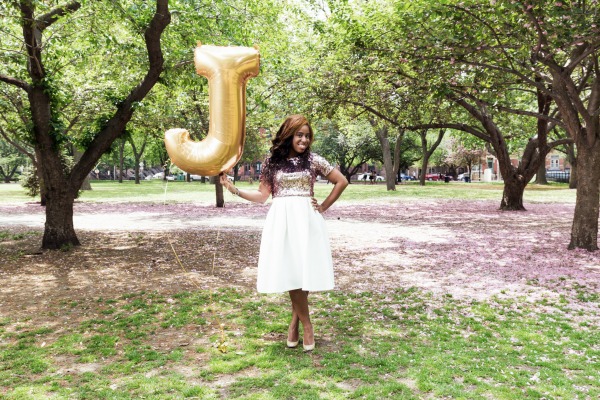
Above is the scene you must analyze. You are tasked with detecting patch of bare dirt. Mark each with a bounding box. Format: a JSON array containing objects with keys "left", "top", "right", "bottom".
[
  {"left": 1, "top": 200, "right": 600, "bottom": 346},
  {"left": 1, "top": 200, "right": 598, "bottom": 315}
]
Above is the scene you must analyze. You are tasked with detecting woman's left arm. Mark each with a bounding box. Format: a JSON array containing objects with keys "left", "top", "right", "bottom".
[{"left": 313, "top": 169, "right": 348, "bottom": 213}]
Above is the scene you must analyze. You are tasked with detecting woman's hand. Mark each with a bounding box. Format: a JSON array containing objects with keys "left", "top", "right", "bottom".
[
  {"left": 219, "top": 174, "right": 229, "bottom": 190},
  {"left": 220, "top": 174, "right": 231, "bottom": 190},
  {"left": 315, "top": 169, "right": 348, "bottom": 214},
  {"left": 220, "top": 174, "right": 237, "bottom": 195},
  {"left": 311, "top": 197, "right": 324, "bottom": 213}
]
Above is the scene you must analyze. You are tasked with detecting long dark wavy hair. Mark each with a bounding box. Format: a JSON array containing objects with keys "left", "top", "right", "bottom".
[{"left": 261, "top": 115, "right": 313, "bottom": 187}]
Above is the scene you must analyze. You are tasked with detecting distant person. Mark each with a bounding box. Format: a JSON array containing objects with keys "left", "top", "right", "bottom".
[
  {"left": 370, "top": 171, "right": 375, "bottom": 184},
  {"left": 220, "top": 114, "right": 348, "bottom": 352}
]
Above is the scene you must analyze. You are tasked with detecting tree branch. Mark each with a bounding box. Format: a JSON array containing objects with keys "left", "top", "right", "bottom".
[
  {"left": 491, "top": 103, "right": 564, "bottom": 127},
  {"left": 548, "top": 138, "right": 574, "bottom": 149},
  {"left": 0, "top": 125, "right": 36, "bottom": 162},
  {"left": 0, "top": 74, "right": 30, "bottom": 92},
  {"left": 36, "top": 1, "right": 81, "bottom": 32},
  {"left": 404, "top": 122, "right": 491, "bottom": 143},
  {"left": 72, "top": 0, "right": 170, "bottom": 186}
]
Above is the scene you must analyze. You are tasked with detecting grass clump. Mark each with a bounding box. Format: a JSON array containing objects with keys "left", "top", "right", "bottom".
[
  {"left": 0, "top": 230, "right": 39, "bottom": 242},
  {"left": 0, "top": 288, "right": 597, "bottom": 399},
  {"left": 0, "top": 179, "right": 576, "bottom": 205}
]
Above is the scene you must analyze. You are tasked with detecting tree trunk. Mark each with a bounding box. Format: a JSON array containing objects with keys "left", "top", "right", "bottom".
[
  {"left": 12, "top": 0, "right": 171, "bottom": 250},
  {"left": 569, "top": 161, "right": 577, "bottom": 189},
  {"left": 374, "top": 126, "right": 396, "bottom": 191},
  {"left": 535, "top": 162, "right": 548, "bottom": 185},
  {"left": 80, "top": 177, "right": 91, "bottom": 190},
  {"left": 134, "top": 160, "right": 141, "bottom": 184},
  {"left": 1, "top": 165, "right": 18, "bottom": 183},
  {"left": 39, "top": 172, "right": 48, "bottom": 206},
  {"left": 392, "top": 131, "right": 403, "bottom": 183},
  {"left": 418, "top": 129, "right": 444, "bottom": 186},
  {"left": 42, "top": 181, "right": 79, "bottom": 249},
  {"left": 568, "top": 143, "right": 600, "bottom": 250},
  {"left": 419, "top": 153, "right": 429, "bottom": 186},
  {"left": 215, "top": 176, "right": 224, "bottom": 207},
  {"left": 128, "top": 136, "right": 147, "bottom": 185},
  {"left": 567, "top": 145, "right": 577, "bottom": 189},
  {"left": 500, "top": 176, "right": 527, "bottom": 211},
  {"left": 118, "top": 138, "right": 125, "bottom": 183},
  {"left": 132, "top": 152, "right": 141, "bottom": 184},
  {"left": 344, "top": 172, "right": 353, "bottom": 184}
]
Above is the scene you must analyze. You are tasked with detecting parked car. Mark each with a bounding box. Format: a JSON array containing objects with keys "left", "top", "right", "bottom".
[
  {"left": 356, "top": 173, "right": 384, "bottom": 182},
  {"left": 400, "top": 174, "right": 416, "bottom": 181},
  {"left": 424, "top": 173, "right": 444, "bottom": 181},
  {"left": 456, "top": 173, "right": 470, "bottom": 182}
]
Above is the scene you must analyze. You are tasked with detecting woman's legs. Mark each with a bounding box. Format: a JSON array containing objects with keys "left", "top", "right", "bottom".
[
  {"left": 288, "top": 289, "right": 314, "bottom": 348},
  {"left": 287, "top": 308, "right": 299, "bottom": 345}
]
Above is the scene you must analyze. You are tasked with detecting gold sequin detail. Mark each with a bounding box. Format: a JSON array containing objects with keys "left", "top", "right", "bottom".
[{"left": 265, "top": 153, "right": 334, "bottom": 198}]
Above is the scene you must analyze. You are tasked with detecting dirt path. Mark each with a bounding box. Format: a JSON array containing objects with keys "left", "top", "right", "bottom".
[{"left": 2, "top": 199, "right": 598, "bottom": 321}]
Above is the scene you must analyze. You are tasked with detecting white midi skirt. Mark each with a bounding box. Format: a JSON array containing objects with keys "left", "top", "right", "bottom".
[{"left": 257, "top": 196, "right": 335, "bottom": 293}]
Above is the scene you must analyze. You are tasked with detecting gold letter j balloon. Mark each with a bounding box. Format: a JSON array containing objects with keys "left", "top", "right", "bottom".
[{"left": 164, "top": 44, "right": 260, "bottom": 176}]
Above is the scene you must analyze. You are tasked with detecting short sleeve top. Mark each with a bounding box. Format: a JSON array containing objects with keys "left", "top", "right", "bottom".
[{"left": 261, "top": 153, "right": 335, "bottom": 198}]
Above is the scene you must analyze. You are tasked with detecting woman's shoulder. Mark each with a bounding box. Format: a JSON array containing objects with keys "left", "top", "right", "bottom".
[
  {"left": 309, "top": 152, "right": 325, "bottom": 162},
  {"left": 309, "top": 152, "right": 334, "bottom": 173},
  {"left": 309, "top": 153, "right": 330, "bottom": 164}
]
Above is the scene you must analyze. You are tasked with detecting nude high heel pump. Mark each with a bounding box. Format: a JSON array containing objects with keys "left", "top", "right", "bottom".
[{"left": 303, "top": 342, "right": 315, "bottom": 352}]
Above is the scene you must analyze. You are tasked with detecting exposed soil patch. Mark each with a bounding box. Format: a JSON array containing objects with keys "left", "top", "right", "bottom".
[{"left": 1, "top": 199, "right": 598, "bottom": 315}]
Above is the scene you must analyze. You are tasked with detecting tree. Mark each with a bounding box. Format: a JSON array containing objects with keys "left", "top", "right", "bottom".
[
  {"left": 416, "top": 129, "right": 445, "bottom": 186},
  {"left": 0, "top": 136, "right": 26, "bottom": 183},
  {"left": 127, "top": 129, "right": 148, "bottom": 184},
  {"left": 0, "top": 0, "right": 171, "bottom": 249},
  {"left": 395, "top": 1, "right": 598, "bottom": 248},
  {"left": 445, "top": 137, "right": 485, "bottom": 180},
  {"left": 318, "top": 0, "right": 581, "bottom": 215},
  {"left": 312, "top": 119, "right": 381, "bottom": 183}
]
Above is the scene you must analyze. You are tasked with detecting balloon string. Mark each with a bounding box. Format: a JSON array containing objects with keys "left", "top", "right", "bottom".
[{"left": 162, "top": 161, "right": 228, "bottom": 353}]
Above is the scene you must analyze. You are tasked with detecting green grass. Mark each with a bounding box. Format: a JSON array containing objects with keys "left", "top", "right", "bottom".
[
  {"left": 0, "top": 231, "right": 39, "bottom": 242},
  {"left": 0, "top": 179, "right": 576, "bottom": 205},
  {"left": 0, "top": 178, "right": 583, "bottom": 398},
  {"left": 0, "top": 288, "right": 597, "bottom": 399}
]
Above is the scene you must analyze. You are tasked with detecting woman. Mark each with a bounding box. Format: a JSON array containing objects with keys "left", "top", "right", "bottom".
[{"left": 220, "top": 115, "right": 348, "bottom": 351}]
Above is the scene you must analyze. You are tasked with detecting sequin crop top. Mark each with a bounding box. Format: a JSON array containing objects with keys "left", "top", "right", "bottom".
[{"left": 261, "top": 153, "right": 335, "bottom": 198}]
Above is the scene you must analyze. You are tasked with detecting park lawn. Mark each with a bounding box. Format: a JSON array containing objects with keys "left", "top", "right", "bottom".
[
  {"left": 0, "top": 179, "right": 576, "bottom": 205},
  {"left": 0, "top": 179, "right": 589, "bottom": 398},
  {"left": 0, "top": 287, "right": 598, "bottom": 399}
]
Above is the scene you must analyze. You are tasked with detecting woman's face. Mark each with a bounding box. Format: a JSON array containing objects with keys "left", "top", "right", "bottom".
[{"left": 289, "top": 124, "right": 311, "bottom": 157}]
